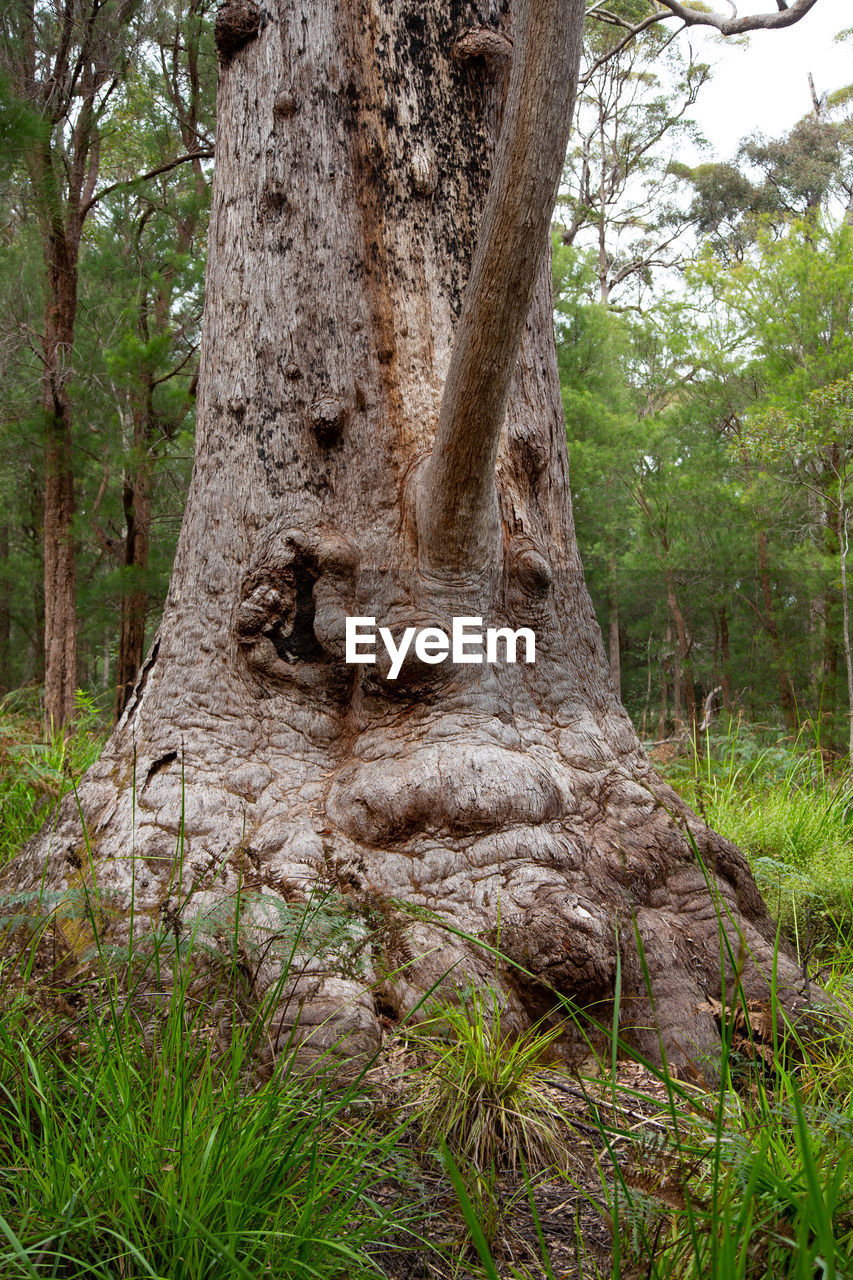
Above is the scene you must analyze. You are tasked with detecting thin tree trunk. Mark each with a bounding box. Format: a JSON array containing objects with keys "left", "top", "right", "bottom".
[
  {"left": 665, "top": 568, "right": 695, "bottom": 735},
  {"left": 718, "top": 604, "right": 732, "bottom": 710},
  {"left": 115, "top": 462, "right": 152, "bottom": 719},
  {"left": 757, "top": 529, "right": 797, "bottom": 733},
  {"left": 597, "top": 117, "right": 609, "bottom": 304},
  {"left": 115, "top": 385, "right": 154, "bottom": 720},
  {"left": 838, "top": 503, "right": 853, "bottom": 764},
  {"left": 659, "top": 621, "right": 671, "bottom": 738},
  {"left": 822, "top": 510, "right": 840, "bottom": 734},
  {"left": 42, "top": 224, "right": 79, "bottom": 730},
  {"left": 27, "top": 470, "right": 45, "bottom": 684},
  {"left": 641, "top": 630, "right": 652, "bottom": 738},
  {"left": 417, "top": 0, "right": 583, "bottom": 571}
]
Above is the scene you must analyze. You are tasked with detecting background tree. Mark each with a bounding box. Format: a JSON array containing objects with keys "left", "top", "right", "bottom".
[
  {"left": 683, "top": 217, "right": 853, "bottom": 739},
  {"left": 558, "top": 0, "right": 708, "bottom": 305},
  {"left": 744, "top": 379, "right": 853, "bottom": 760},
  {"left": 88, "top": 0, "right": 214, "bottom": 717},
  {"left": 0, "top": 0, "right": 149, "bottom": 729},
  {"left": 0, "top": 0, "right": 214, "bottom": 727},
  {"left": 557, "top": 61, "right": 853, "bottom": 746}
]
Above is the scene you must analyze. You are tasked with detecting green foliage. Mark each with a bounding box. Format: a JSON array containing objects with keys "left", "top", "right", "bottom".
[
  {"left": 557, "top": 200, "right": 853, "bottom": 745},
  {"left": 0, "top": 929, "right": 404, "bottom": 1279},
  {"left": 665, "top": 724, "right": 853, "bottom": 951},
  {"left": 0, "top": 691, "right": 106, "bottom": 871},
  {"left": 0, "top": 72, "right": 47, "bottom": 171},
  {"left": 589, "top": 907, "right": 853, "bottom": 1280},
  {"left": 407, "top": 981, "right": 571, "bottom": 1176}
]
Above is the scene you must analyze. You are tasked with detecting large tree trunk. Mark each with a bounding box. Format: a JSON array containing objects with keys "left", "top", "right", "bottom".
[{"left": 5, "top": 0, "right": 810, "bottom": 1075}]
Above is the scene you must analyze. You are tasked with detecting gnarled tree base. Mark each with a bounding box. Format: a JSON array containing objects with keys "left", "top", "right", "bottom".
[{"left": 5, "top": 701, "right": 810, "bottom": 1083}]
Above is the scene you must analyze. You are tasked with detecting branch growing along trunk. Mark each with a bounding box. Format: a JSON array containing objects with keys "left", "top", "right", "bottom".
[{"left": 417, "top": 0, "right": 584, "bottom": 573}]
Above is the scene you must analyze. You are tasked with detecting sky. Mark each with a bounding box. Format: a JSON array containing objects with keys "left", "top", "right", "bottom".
[{"left": 681, "top": 0, "right": 851, "bottom": 161}]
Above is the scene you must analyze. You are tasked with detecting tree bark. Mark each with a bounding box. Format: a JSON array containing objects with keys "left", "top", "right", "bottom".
[
  {"left": 417, "top": 0, "right": 582, "bottom": 572},
  {"left": 114, "top": 418, "right": 153, "bottom": 720},
  {"left": 5, "top": 0, "right": 811, "bottom": 1075},
  {"left": 41, "top": 215, "right": 80, "bottom": 730}
]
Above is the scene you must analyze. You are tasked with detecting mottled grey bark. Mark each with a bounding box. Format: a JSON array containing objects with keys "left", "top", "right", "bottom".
[{"left": 5, "top": 0, "right": 812, "bottom": 1075}]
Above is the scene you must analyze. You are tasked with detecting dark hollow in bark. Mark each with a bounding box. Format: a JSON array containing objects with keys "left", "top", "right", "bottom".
[
  {"left": 215, "top": 0, "right": 262, "bottom": 62},
  {"left": 3, "top": 0, "right": 816, "bottom": 1079}
]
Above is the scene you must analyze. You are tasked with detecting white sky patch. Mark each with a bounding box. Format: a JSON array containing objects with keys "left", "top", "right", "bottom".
[{"left": 681, "top": 1, "right": 851, "bottom": 162}]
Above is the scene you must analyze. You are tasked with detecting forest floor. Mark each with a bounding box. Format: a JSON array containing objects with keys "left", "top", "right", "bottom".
[{"left": 0, "top": 699, "right": 852, "bottom": 1278}]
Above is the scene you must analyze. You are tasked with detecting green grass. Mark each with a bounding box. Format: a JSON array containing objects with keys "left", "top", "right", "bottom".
[
  {"left": 3, "top": 707, "right": 853, "bottom": 1277},
  {"left": 0, "top": 924, "right": 413, "bottom": 1279},
  {"left": 0, "top": 689, "right": 106, "bottom": 871},
  {"left": 665, "top": 721, "right": 853, "bottom": 955},
  {"left": 593, "top": 977, "right": 853, "bottom": 1278},
  {"left": 434, "top": 941, "right": 853, "bottom": 1279},
  {"left": 406, "top": 980, "right": 572, "bottom": 1177}
]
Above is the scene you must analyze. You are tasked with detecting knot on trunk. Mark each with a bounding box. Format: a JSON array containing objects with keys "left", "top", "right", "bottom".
[
  {"left": 234, "top": 527, "right": 358, "bottom": 695},
  {"left": 360, "top": 614, "right": 457, "bottom": 697},
  {"left": 501, "top": 902, "right": 617, "bottom": 1005},
  {"left": 310, "top": 394, "right": 348, "bottom": 446},
  {"left": 215, "top": 0, "right": 261, "bottom": 62},
  {"left": 410, "top": 146, "right": 438, "bottom": 197},
  {"left": 512, "top": 543, "right": 553, "bottom": 600},
  {"left": 505, "top": 539, "right": 554, "bottom": 634},
  {"left": 453, "top": 26, "right": 513, "bottom": 72},
  {"left": 273, "top": 88, "right": 298, "bottom": 118}
]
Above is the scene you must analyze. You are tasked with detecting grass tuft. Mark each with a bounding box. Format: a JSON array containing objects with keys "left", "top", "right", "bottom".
[{"left": 406, "top": 981, "right": 573, "bottom": 1177}]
